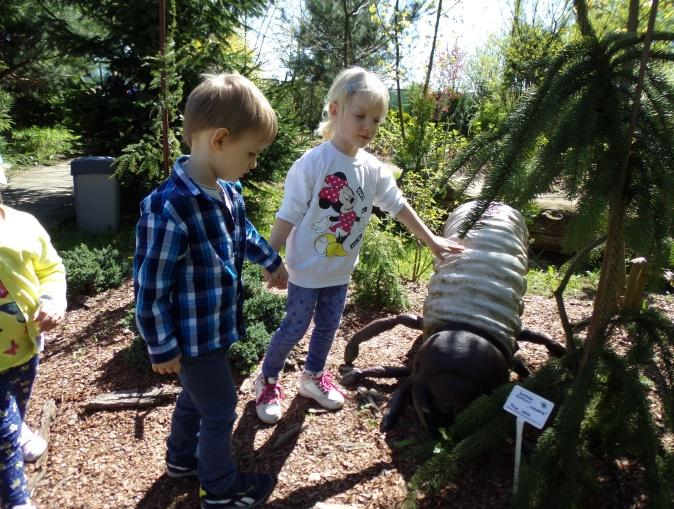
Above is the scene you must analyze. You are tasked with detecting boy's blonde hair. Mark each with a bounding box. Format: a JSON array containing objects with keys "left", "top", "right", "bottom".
[
  {"left": 317, "top": 67, "right": 389, "bottom": 140},
  {"left": 183, "top": 73, "right": 277, "bottom": 146}
]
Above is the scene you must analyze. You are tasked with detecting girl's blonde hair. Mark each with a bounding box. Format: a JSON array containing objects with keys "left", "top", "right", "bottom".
[
  {"left": 316, "top": 67, "right": 389, "bottom": 140},
  {"left": 183, "top": 73, "right": 277, "bottom": 147}
]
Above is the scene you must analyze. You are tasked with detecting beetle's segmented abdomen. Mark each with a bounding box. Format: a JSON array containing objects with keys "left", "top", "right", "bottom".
[{"left": 423, "top": 201, "right": 529, "bottom": 358}]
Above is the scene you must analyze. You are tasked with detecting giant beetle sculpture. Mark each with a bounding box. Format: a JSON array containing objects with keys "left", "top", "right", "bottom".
[{"left": 341, "top": 201, "right": 566, "bottom": 432}]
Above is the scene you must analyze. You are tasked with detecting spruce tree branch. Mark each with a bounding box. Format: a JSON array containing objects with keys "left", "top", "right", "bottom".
[
  {"left": 0, "top": 60, "right": 33, "bottom": 81},
  {"left": 554, "top": 234, "right": 607, "bottom": 353}
]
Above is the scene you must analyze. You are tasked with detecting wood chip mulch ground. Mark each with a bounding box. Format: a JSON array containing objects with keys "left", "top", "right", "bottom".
[{"left": 24, "top": 279, "right": 674, "bottom": 509}]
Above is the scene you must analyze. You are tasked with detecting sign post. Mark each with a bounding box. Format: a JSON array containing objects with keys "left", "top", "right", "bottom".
[{"left": 503, "top": 385, "right": 555, "bottom": 494}]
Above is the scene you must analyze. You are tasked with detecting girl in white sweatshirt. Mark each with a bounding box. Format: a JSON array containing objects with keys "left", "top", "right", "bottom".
[{"left": 254, "top": 66, "right": 463, "bottom": 424}]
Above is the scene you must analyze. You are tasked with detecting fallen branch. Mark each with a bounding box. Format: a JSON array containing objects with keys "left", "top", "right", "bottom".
[
  {"left": 28, "top": 399, "right": 57, "bottom": 493},
  {"left": 84, "top": 386, "right": 180, "bottom": 411}
]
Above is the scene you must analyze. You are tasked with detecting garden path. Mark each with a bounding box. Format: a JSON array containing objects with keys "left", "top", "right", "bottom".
[{"left": 1, "top": 159, "right": 74, "bottom": 228}]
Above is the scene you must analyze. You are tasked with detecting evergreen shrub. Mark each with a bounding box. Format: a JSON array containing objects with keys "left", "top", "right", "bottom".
[
  {"left": 5, "top": 127, "right": 79, "bottom": 166},
  {"left": 352, "top": 217, "right": 408, "bottom": 312},
  {"left": 229, "top": 322, "right": 270, "bottom": 375},
  {"left": 243, "top": 290, "right": 286, "bottom": 332},
  {"left": 120, "top": 335, "right": 151, "bottom": 373},
  {"left": 61, "top": 244, "right": 130, "bottom": 299},
  {"left": 118, "top": 306, "right": 151, "bottom": 372},
  {"left": 0, "top": 89, "right": 13, "bottom": 136},
  {"left": 230, "top": 262, "right": 287, "bottom": 374}
]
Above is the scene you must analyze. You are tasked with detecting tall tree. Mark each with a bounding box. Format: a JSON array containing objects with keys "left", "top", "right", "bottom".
[
  {"left": 371, "top": 0, "right": 429, "bottom": 140},
  {"left": 283, "top": 0, "right": 390, "bottom": 130},
  {"left": 413, "top": 0, "right": 674, "bottom": 505},
  {"left": 502, "top": 0, "right": 573, "bottom": 96},
  {"left": 0, "top": 0, "right": 89, "bottom": 127},
  {"left": 49, "top": 0, "right": 268, "bottom": 154}
]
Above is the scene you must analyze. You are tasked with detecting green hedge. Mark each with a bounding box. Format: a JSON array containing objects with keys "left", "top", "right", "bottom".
[{"left": 61, "top": 243, "right": 130, "bottom": 300}]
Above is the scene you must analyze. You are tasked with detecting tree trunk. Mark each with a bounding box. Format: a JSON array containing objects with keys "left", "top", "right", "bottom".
[
  {"left": 423, "top": 0, "right": 443, "bottom": 97},
  {"left": 159, "top": 0, "right": 170, "bottom": 178},
  {"left": 612, "top": 0, "right": 642, "bottom": 304},
  {"left": 393, "top": 0, "right": 406, "bottom": 140},
  {"left": 512, "top": 0, "right": 522, "bottom": 36},
  {"left": 342, "top": 0, "right": 351, "bottom": 66},
  {"left": 581, "top": 0, "right": 659, "bottom": 368},
  {"left": 573, "top": 0, "right": 595, "bottom": 38},
  {"left": 627, "top": 0, "right": 640, "bottom": 32}
]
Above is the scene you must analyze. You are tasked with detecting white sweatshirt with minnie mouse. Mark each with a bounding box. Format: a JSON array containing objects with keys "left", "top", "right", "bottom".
[{"left": 276, "top": 141, "right": 406, "bottom": 288}]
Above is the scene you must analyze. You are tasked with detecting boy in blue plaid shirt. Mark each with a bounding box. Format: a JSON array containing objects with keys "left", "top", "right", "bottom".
[{"left": 134, "top": 73, "right": 287, "bottom": 509}]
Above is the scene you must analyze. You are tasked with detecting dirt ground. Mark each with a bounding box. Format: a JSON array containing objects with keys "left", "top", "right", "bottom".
[{"left": 24, "top": 279, "right": 674, "bottom": 509}]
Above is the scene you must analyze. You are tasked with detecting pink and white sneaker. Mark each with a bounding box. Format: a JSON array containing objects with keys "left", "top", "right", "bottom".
[
  {"left": 255, "top": 373, "right": 285, "bottom": 424},
  {"left": 19, "top": 423, "right": 47, "bottom": 463},
  {"left": 12, "top": 499, "right": 37, "bottom": 509},
  {"left": 298, "top": 370, "right": 345, "bottom": 410}
]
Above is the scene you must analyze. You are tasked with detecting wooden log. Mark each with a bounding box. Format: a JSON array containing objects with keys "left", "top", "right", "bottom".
[
  {"left": 28, "top": 399, "right": 57, "bottom": 493},
  {"left": 84, "top": 386, "right": 180, "bottom": 411},
  {"left": 458, "top": 176, "right": 578, "bottom": 253},
  {"left": 528, "top": 202, "right": 576, "bottom": 253},
  {"left": 621, "top": 257, "right": 648, "bottom": 312},
  {"left": 312, "top": 504, "right": 359, "bottom": 509}
]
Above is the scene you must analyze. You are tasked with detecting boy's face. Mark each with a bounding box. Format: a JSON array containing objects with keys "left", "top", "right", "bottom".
[
  {"left": 330, "top": 92, "right": 384, "bottom": 157},
  {"left": 212, "top": 129, "right": 271, "bottom": 182}
]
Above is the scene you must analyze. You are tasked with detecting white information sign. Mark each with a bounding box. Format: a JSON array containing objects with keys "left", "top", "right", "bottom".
[
  {"left": 504, "top": 386, "right": 555, "bottom": 494},
  {"left": 503, "top": 385, "right": 554, "bottom": 429}
]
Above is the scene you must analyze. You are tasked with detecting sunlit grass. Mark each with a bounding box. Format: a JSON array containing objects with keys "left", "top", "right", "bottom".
[{"left": 526, "top": 266, "right": 600, "bottom": 298}]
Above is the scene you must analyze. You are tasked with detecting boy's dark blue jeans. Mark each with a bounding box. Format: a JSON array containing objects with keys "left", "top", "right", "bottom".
[{"left": 167, "top": 349, "right": 238, "bottom": 495}]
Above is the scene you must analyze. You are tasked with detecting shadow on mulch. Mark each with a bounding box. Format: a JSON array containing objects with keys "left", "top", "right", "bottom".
[
  {"left": 135, "top": 475, "right": 198, "bottom": 509},
  {"left": 44, "top": 299, "right": 132, "bottom": 359},
  {"left": 236, "top": 397, "right": 402, "bottom": 509},
  {"left": 94, "top": 343, "right": 161, "bottom": 392}
]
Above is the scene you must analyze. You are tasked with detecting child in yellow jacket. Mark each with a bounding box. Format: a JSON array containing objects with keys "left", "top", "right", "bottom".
[{"left": 0, "top": 170, "right": 66, "bottom": 509}]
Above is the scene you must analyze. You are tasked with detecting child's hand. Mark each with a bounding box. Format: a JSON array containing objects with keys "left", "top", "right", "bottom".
[
  {"left": 33, "top": 300, "right": 65, "bottom": 332},
  {"left": 152, "top": 355, "right": 182, "bottom": 375},
  {"left": 429, "top": 235, "right": 465, "bottom": 259},
  {"left": 263, "top": 264, "right": 288, "bottom": 290},
  {"left": 270, "top": 264, "right": 289, "bottom": 289}
]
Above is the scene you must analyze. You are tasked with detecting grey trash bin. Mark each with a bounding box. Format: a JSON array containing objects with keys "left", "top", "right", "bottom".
[{"left": 71, "top": 157, "right": 120, "bottom": 233}]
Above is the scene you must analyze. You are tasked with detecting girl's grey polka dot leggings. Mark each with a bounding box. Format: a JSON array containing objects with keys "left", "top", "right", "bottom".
[{"left": 262, "top": 282, "right": 348, "bottom": 379}]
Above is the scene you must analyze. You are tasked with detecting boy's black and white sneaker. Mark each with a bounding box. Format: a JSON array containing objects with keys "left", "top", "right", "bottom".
[
  {"left": 200, "top": 472, "right": 275, "bottom": 508},
  {"left": 165, "top": 457, "right": 198, "bottom": 478}
]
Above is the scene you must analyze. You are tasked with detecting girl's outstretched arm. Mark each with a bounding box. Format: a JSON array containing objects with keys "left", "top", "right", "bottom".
[
  {"left": 267, "top": 218, "right": 295, "bottom": 252},
  {"left": 395, "top": 203, "right": 464, "bottom": 259}
]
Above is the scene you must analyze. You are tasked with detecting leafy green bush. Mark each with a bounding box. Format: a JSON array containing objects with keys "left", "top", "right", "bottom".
[
  {"left": 5, "top": 127, "right": 79, "bottom": 166},
  {"left": 243, "top": 290, "right": 286, "bottom": 333},
  {"left": 230, "top": 262, "right": 287, "bottom": 374},
  {"left": 117, "top": 304, "right": 150, "bottom": 373},
  {"left": 61, "top": 243, "right": 130, "bottom": 299},
  {"left": 120, "top": 335, "right": 151, "bottom": 373},
  {"left": 370, "top": 89, "right": 467, "bottom": 282},
  {"left": 0, "top": 88, "right": 13, "bottom": 135},
  {"left": 229, "top": 322, "right": 270, "bottom": 375},
  {"left": 352, "top": 217, "right": 408, "bottom": 312}
]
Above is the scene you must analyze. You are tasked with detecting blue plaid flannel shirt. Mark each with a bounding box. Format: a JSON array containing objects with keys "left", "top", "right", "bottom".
[{"left": 134, "top": 155, "right": 281, "bottom": 364}]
